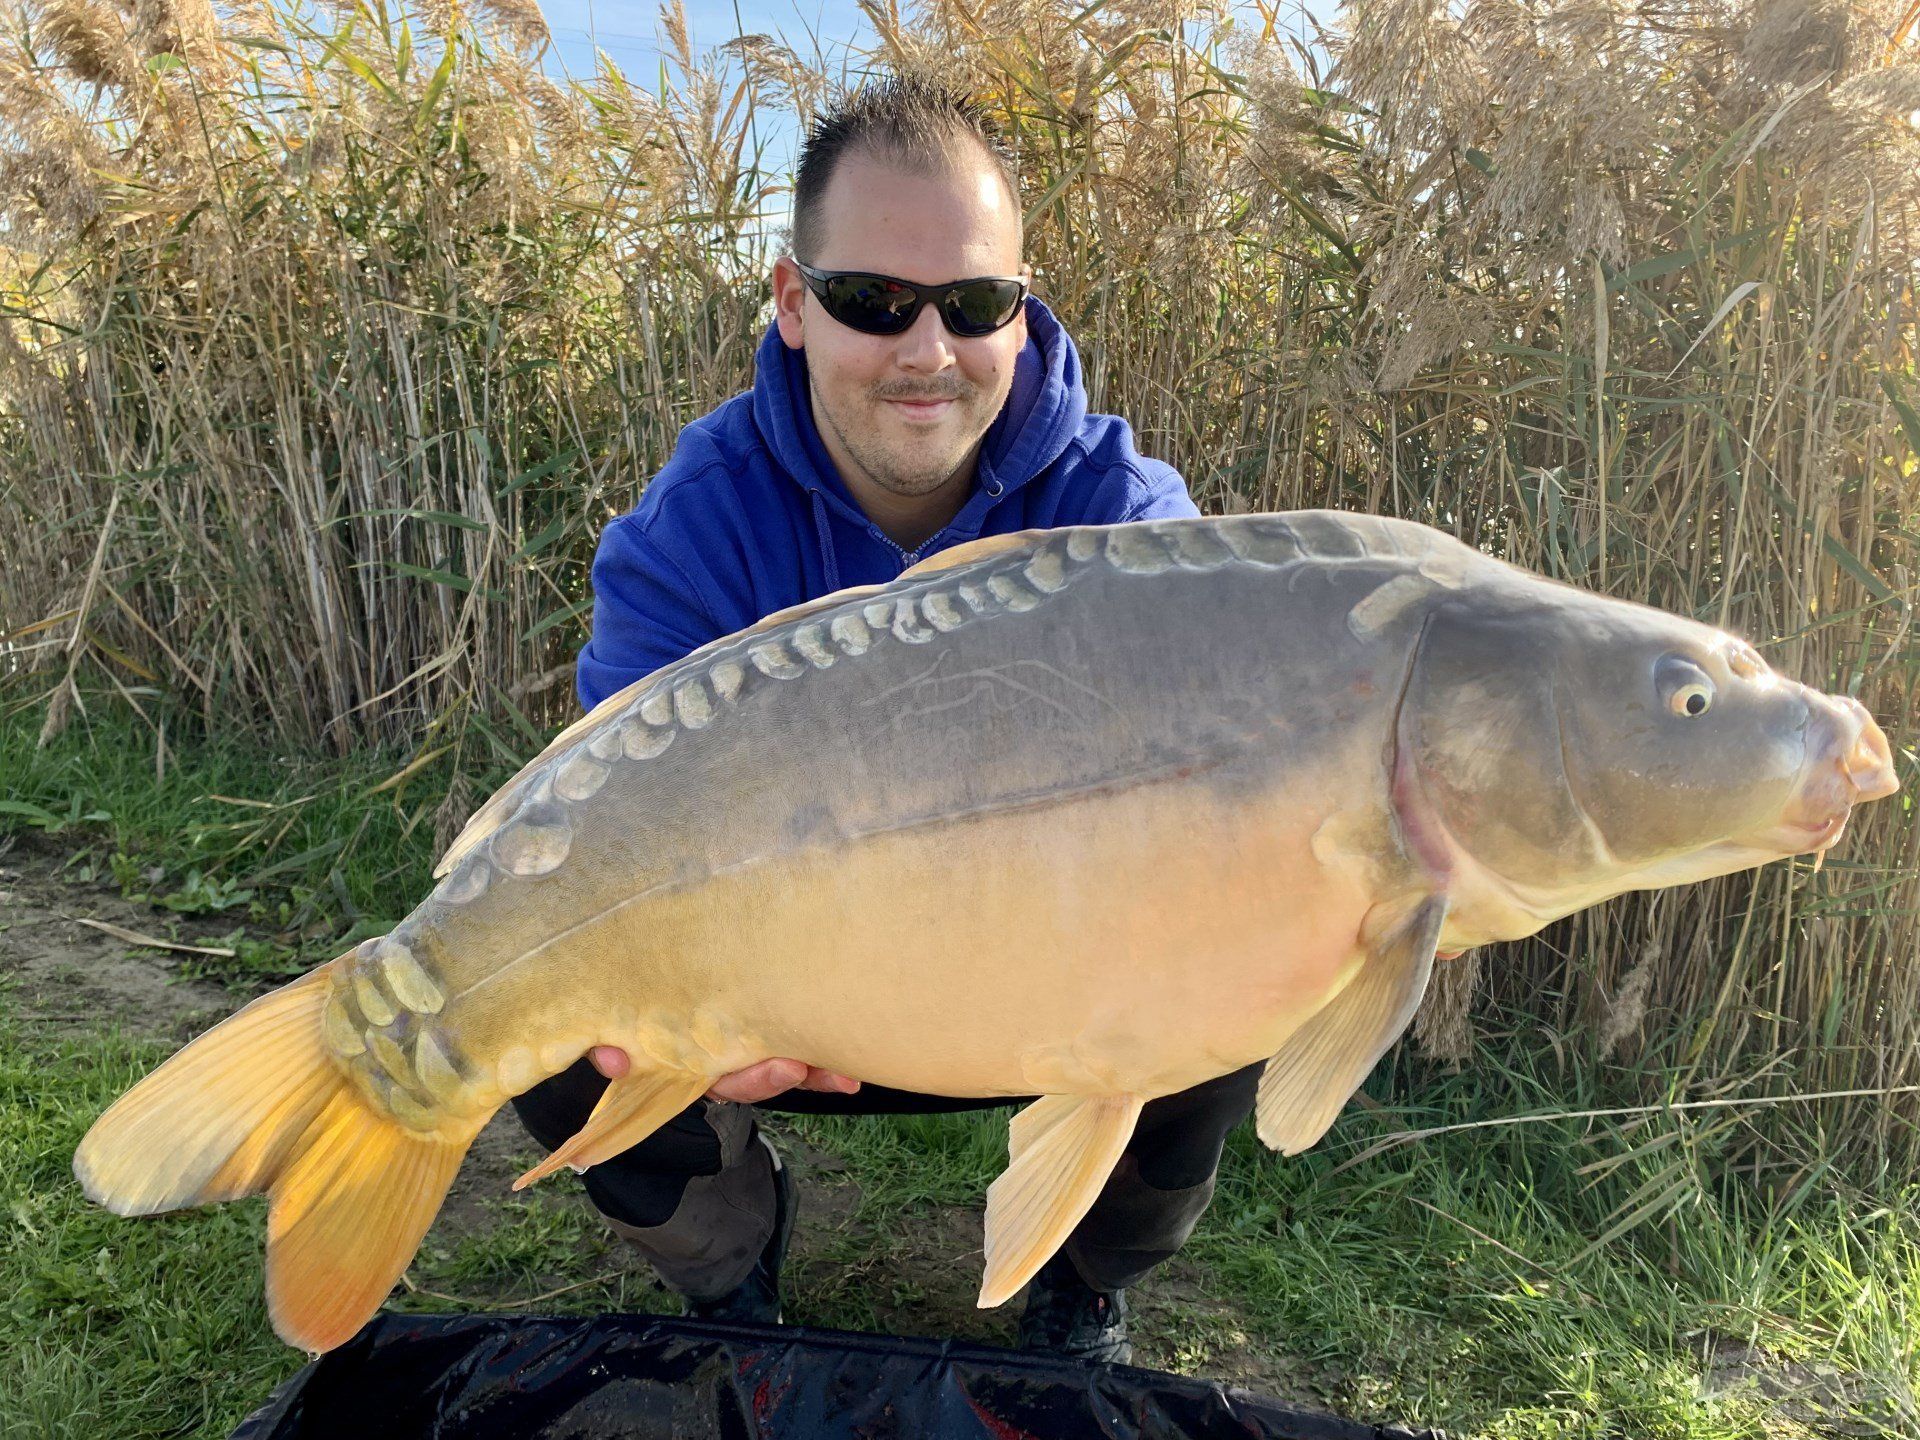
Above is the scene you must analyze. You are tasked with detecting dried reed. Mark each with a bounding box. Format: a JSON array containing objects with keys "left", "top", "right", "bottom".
[{"left": 1, "top": 0, "right": 1916, "bottom": 1180}]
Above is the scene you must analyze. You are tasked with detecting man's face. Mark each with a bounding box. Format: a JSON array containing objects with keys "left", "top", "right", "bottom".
[{"left": 773, "top": 145, "right": 1028, "bottom": 502}]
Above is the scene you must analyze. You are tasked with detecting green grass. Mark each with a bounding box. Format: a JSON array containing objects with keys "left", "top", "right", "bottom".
[
  {"left": 785, "top": 1065, "right": 1920, "bottom": 1437},
  {"left": 9, "top": 985, "right": 1914, "bottom": 1437},
  {"left": 0, "top": 696, "right": 516, "bottom": 982},
  {"left": 3, "top": 702, "right": 1917, "bottom": 1436},
  {"left": 0, "top": 1010, "right": 293, "bottom": 1438}
]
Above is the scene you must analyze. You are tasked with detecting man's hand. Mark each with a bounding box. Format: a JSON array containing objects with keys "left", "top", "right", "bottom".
[{"left": 588, "top": 1046, "right": 860, "bottom": 1104}]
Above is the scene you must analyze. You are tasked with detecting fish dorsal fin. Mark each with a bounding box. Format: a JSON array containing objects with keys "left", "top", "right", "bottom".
[
  {"left": 737, "top": 582, "right": 893, "bottom": 634},
  {"left": 432, "top": 581, "right": 893, "bottom": 880},
  {"left": 906, "top": 512, "right": 1482, "bottom": 583},
  {"left": 902, "top": 530, "right": 1050, "bottom": 578},
  {"left": 1256, "top": 895, "right": 1447, "bottom": 1155},
  {"left": 512, "top": 1068, "right": 713, "bottom": 1190},
  {"left": 977, "top": 1093, "right": 1144, "bottom": 1308}
]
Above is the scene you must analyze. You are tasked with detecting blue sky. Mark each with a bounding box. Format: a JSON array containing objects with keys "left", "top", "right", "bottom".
[
  {"left": 537, "top": 0, "right": 875, "bottom": 69},
  {"left": 535, "top": 1, "right": 880, "bottom": 198},
  {"left": 537, "top": 0, "right": 875, "bottom": 83},
  {"left": 530, "top": 1, "right": 1335, "bottom": 226}
]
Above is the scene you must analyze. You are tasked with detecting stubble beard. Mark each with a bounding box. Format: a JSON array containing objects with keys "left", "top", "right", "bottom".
[{"left": 817, "top": 383, "right": 987, "bottom": 499}]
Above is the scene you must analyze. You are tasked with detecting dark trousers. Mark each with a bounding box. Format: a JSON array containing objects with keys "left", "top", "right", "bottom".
[{"left": 512, "top": 1063, "right": 1261, "bottom": 1302}]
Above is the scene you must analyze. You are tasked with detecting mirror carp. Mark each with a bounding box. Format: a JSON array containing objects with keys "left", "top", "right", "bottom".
[{"left": 73, "top": 512, "right": 1900, "bottom": 1352}]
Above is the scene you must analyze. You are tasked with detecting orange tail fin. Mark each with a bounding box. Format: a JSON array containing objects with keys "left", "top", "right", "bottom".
[{"left": 73, "top": 958, "right": 482, "bottom": 1352}]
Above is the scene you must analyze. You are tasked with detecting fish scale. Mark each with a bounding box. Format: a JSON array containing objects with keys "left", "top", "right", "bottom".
[{"left": 72, "top": 511, "right": 1899, "bottom": 1354}]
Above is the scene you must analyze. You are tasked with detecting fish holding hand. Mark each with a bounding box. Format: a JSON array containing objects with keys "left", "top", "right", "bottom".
[{"left": 72, "top": 513, "right": 1900, "bottom": 1351}]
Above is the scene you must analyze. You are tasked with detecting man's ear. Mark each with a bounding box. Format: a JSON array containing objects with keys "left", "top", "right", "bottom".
[{"left": 772, "top": 257, "right": 806, "bottom": 349}]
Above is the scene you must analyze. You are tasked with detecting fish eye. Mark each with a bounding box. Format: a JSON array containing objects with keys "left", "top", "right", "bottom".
[
  {"left": 1655, "top": 654, "right": 1716, "bottom": 718},
  {"left": 1670, "top": 683, "right": 1713, "bottom": 718}
]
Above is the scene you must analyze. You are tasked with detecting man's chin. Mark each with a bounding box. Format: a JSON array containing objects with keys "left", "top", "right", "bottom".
[
  {"left": 858, "top": 444, "right": 973, "bottom": 500},
  {"left": 867, "top": 467, "right": 967, "bottom": 502}
]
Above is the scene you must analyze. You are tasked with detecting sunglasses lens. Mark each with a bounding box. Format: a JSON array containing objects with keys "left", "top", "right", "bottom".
[
  {"left": 821, "top": 273, "right": 918, "bottom": 334},
  {"left": 944, "top": 279, "right": 1025, "bottom": 336}
]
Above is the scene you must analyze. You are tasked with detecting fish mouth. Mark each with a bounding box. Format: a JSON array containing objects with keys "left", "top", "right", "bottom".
[
  {"left": 1750, "top": 807, "right": 1852, "bottom": 856},
  {"left": 1745, "top": 694, "right": 1897, "bottom": 856}
]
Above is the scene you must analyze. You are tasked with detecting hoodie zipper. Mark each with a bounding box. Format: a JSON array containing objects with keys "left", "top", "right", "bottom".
[
  {"left": 866, "top": 468, "right": 1005, "bottom": 575},
  {"left": 870, "top": 527, "right": 930, "bottom": 574}
]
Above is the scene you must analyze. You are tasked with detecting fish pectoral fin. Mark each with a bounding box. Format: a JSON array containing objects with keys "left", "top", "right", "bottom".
[
  {"left": 977, "top": 1093, "right": 1145, "bottom": 1309},
  {"left": 1256, "top": 894, "right": 1447, "bottom": 1156},
  {"left": 512, "top": 1069, "right": 713, "bottom": 1190}
]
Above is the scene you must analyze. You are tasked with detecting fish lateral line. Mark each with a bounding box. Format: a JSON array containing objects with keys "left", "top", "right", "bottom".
[{"left": 443, "top": 747, "right": 1245, "bottom": 1013}]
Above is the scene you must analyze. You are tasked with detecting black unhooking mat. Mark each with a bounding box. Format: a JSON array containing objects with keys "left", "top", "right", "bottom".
[{"left": 230, "top": 1313, "right": 1443, "bottom": 1440}]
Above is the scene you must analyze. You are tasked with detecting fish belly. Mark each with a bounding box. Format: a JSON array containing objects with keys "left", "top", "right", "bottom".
[{"left": 440, "top": 769, "right": 1380, "bottom": 1105}]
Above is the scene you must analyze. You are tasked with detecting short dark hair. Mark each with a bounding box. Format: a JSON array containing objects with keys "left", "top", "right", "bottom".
[{"left": 789, "top": 76, "right": 1021, "bottom": 265}]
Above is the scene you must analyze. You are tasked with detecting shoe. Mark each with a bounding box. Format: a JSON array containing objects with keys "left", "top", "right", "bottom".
[
  {"left": 1015, "top": 1250, "right": 1132, "bottom": 1364},
  {"left": 684, "top": 1133, "right": 794, "bottom": 1326}
]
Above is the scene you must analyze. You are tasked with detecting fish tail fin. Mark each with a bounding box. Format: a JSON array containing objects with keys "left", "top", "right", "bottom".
[
  {"left": 73, "top": 956, "right": 480, "bottom": 1352},
  {"left": 261, "top": 1085, "right": 470, "bottom": 1351}
]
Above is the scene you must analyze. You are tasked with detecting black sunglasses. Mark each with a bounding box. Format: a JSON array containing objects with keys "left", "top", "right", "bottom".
[{"left": 793, "top": 262, "right": 1029, "bottom": 338}]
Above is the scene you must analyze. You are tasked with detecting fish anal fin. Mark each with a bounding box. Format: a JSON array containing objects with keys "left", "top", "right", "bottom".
[
  {"left": 977, "top": 1093, "right": 1144, "bottom": 1308},
  {"left": 512, "top": 1069, "right": 713, "bottom": 1190},
  {"left": 1257, "top": 894, "right": 1446, "bottom": 1156}
]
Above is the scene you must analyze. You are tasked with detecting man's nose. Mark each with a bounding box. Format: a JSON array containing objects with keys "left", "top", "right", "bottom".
[{"left": 893, "top": 300, "right": 956, "bottom": 371}]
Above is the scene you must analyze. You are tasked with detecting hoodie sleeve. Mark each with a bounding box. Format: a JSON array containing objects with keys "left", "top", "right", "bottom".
[
  {"left": 575, "top": 514, "right": 725, "bottom": 710},
  {"left": 1120, "top": 459, "right": 1201, "bottom": 522}
]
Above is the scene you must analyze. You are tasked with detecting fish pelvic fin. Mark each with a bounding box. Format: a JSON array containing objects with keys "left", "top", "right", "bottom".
[
  {"left": 977, "top": 1093, "right": 1144, "bottom": 1309},
  {"left": 1256, "top": 894, "right": 1447, "bottom": 1155},
  {"left": 512, "top": 1068, "right": 714, "bottom": 1190},
  {"left": 72, "top": 955, "right": 483, "bottom": 1353}
]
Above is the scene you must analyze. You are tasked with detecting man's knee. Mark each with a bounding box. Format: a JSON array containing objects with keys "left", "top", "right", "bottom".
[
  {"left": 1131, "top": 1061, "right": 1261, "bottom": 1191},
  {"left": 603, "top": 1115, "right": 780, "bottom": 1301},
  {"left": 1065, "top": 1154, "right": 1217, "bottom": 1291}
]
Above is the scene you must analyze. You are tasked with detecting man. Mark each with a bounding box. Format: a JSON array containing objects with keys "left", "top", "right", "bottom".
[{"left": 512, "top": 77, "right": 1260, "bottom": 1365}]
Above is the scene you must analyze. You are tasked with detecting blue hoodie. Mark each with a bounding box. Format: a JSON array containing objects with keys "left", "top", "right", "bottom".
[{"left": 576, "top": 296, "right": 1198, "bottom": 708}]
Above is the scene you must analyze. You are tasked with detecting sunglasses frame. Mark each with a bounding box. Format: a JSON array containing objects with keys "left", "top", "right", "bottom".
[{"left": 791, "top": 261, "right": 1030, "bottom": 339}]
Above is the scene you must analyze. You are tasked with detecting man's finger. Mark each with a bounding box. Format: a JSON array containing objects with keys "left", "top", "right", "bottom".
[
  {"left": 706, "top": 1057, "right": 810, "bottom": 1104},
  {"left": 798, "top": 1068, "right": 860, "bottom": 1094},
  {"left": 589, "top": 1045, "right": 631, "bottom": 1079}
]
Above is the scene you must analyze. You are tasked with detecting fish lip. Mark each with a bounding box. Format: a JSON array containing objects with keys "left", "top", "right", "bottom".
[
  {"left": 1749, "top": 691, "right": 1895, "bottom": 854},
  {"left": 1834, "top": 695, "right": 1900, "bottom": 801},
  {"left": 1748, "top": 806, "right": 1850, "bottom": 855}
]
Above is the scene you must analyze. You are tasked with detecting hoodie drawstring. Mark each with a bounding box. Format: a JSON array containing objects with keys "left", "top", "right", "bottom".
[{"left": 809, "top": 489, "right": 842, "bottom": 593}]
